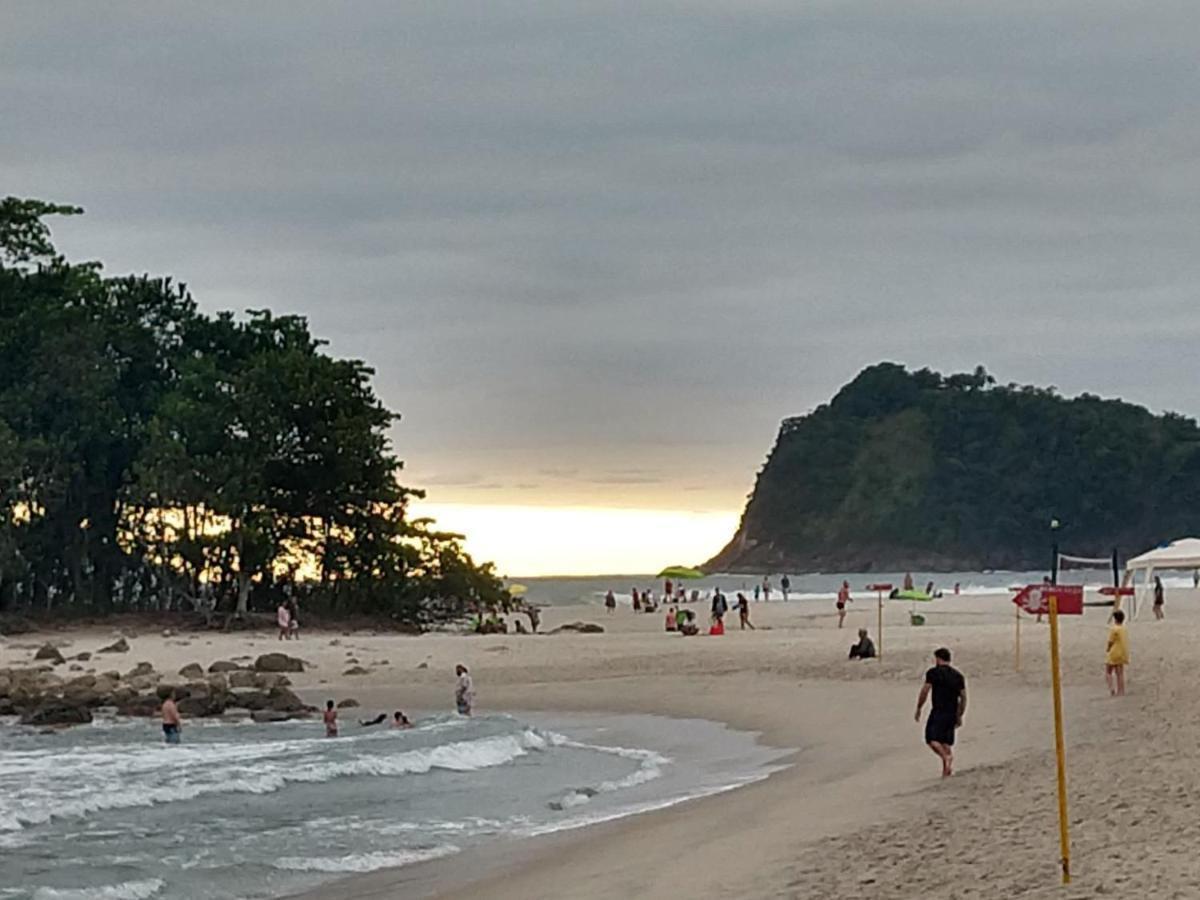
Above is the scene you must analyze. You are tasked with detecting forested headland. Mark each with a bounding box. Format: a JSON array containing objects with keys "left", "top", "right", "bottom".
[
  {"left": 0, "top": 198, "right": 508, "bottom": 627},
  {"left": 708, "top": 363, "right": 1200, "bottom": 573}
]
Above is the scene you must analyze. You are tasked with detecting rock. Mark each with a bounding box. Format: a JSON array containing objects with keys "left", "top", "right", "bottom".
[
  {"left": 116, "top": 694, "right": 161, "bottom": 717},
  {"left": 34, "top": 644, "right": 65, "bottom": 665},
  {"left": 416, "top": 661, "right": 428, "bottom": 669},
  {"left": 20, "top": 700, "right": 93, "bottom": 727},
  {"left": 328, "top": 639, "right": 342, "bottom": 647},
  {"left": 127, "top": 661, "right": 155, "bottom": 677},
  {"left": 228, "top": 670, "right": 257, "bottom": 689},
  {"left": 343, "top": 666, "right": 369, "bottom": 676},
  {"left": 110, "top": 686, "right": 137, "bottom": 706},
  {"left": 161, "top": 628, "right": 175, "bottom": 638},
  {"left": 178, "top": 693, "right": 227, "bottom": 717},
  {"left": 98, "top": 638, "right": 130, "bottom": 654},
  {"left": 208, "top": 660, "right": 243, "bottom": 673},
  {"left": 550, "top": 622, "right": 605, "bottom": 634},
  {"left": 228, "top": 688, "right": 271, "bottom": 710},
  {"left": 206, "top": 673, "right": 229, "bottom": 692},
  {"left": 178, "top": 663, "right": 205, "bottom": 680},
  {"left": 73, "top": 651, "right": 92, "bottom": 662},
  {"left": 126, "top": 673, "right": 159, "bottom": 691},
  {"left": 336, "top": 698, "right": 360, "bottom": 708},
  {"left": 254, "top": 673, "right": 291, "bottom": 690},
  {"left": 267, "top": 686, "right": 307, "bottom": 712},
  {"left": 251, "top": 710, "right": 307, "bottom": 723},
  {"left": 0, "top": 697, "right": 15, "bottom": 715},
  {"left": 374, "top": 659, "right": 390, "bottom": 666},
  {"left": 346, "top": 657, "right": 360, "bottom": 664},
  {"left": 69, "top": 664, "right": 84, "bottom": 672},
  {"left": 254, "top": 653, "right": 304, "bottom": 673}
]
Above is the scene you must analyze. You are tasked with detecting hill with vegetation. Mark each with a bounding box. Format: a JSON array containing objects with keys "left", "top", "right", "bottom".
[
  {"left": 0, "top": 197, "right": 508, "bottom": 626},
  {"left": 707, "top": 363, "right": 1200, "bottom": 573}
]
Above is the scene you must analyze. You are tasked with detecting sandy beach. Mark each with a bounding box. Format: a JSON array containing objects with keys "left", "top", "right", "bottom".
[{"left": 5, "top": 588, "right": 1198, "bottom": 898}]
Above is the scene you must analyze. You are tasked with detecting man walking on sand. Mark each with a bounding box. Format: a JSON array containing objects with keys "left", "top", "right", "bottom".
[{"left": 915, "top": 647, "right": 966, "bottom": 777}]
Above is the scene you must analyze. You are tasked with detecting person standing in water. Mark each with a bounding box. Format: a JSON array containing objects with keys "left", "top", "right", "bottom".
[
  {"left": 915, "top": 647, "right": 966, "bottom": 777},
  {"left": 780, "top": 575, "right": 791, "bottom": 601},
  {"left": 605, "top": 590, "right": 617, "bottom": 614},
  {"left": 455, "top": 664, "right": 475, "bottom": 716},
  {"left": 1153, "top": 576, "right": 1165, "bottom": 620},
  {"left": 161, "top": 691, "right": 182, "bottom": 745},
  {"left": 836, "top": 581, "right": 852, "bottom": 628},
  {"left": 1106, "top": 610, "right": 1130, "bottom": 696},
  {"left": 323, "top": 700, "right": 339, "bottom": 737}
]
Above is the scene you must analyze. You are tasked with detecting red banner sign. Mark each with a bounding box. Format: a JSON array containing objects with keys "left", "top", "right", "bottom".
[{"left": 1012, "top": 584, "right": 1084, "bottom": 616}]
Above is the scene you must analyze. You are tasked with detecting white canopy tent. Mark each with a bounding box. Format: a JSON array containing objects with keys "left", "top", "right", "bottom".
[{"left": 1123, "top": 538, "right": 1200, "bottom": 619}]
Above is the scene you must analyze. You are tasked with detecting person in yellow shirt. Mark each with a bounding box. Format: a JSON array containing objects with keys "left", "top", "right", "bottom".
[{"left": 1105, "top": 610, "right": 1130, "bottom": 697}]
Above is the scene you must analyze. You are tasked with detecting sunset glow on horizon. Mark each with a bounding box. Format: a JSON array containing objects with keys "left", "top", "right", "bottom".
[{"left": 411, "top": 501, "right": 740, "bottom": 577}]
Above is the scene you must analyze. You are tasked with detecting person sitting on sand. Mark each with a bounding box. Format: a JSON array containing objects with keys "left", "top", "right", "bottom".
[
  {"left": 736, "top": 593, "right": 754, "bottom": 630},
  {"left": 455, "top": 664, "right": 475, "bottom": 716},
  {"left": 665, "top": 606, "right": 677, "bottom": 632},
  {"left": 1106, "top": 610, "right": 1130, "bottom": 696},
  {"left": 276, "top": 602, "right": 291, "bottom": 641},
  {"left": 848, "top": 628, "right": 876, "bottom": 659},
  {"left": 161, "top": 690, "right": 182, "bottom": 745},
  {"left": 915, "top": 647, "right": 966, "bottom": 778},
  {"left": 323, "top": 700, "right": 339, "bottom": 738}
]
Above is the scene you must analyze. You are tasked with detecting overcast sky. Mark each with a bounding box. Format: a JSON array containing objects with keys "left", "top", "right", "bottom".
[{"left": 6, "top": 1, "right": 1200, "bottom": 518}]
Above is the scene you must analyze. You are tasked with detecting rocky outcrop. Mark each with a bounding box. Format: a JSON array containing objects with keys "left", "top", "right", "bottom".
[
  {"left": 208, "top": 660, "right": 244, "bottom": 673},
  {"left": 178, "top": 663, "right": 205, "bottom": 680},
  {"left": 20, "top": 700, "right": 93, "bottom": 726},
  {"left": 254, "top": 653, "right": 304, "bottom": 673},
  {"left": 97, "top": 637, "right": 130, "bottom": 653},
  {"left": 34, "top": 643, "right": 65, "bottom": 665}
]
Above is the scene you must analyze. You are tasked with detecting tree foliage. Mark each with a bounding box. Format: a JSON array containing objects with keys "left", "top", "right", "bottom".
[
  {"left": 710, "top": 362, "right": 1200, "bottom": 572},
  {"left": 0, "top": 198, "right": 508, "bottom": 625}
]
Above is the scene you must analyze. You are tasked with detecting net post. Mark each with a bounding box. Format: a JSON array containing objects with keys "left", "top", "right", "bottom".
[{"left": 1048, "top": 592, "right": 1071, "bottom": 884}]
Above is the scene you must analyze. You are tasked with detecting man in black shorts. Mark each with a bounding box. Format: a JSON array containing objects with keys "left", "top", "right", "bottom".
[{"left": 915, "top": 647, "right": 966, "bottom": 777}]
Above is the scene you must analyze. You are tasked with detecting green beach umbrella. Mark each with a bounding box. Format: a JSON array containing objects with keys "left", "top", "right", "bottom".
[{"left": 656, "top": 565, "right": 705, "bottom": 580}]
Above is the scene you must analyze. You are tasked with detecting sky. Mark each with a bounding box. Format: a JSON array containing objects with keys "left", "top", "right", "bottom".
[{"left": 5, "top": 2, "right": 1200, "bottom": 574}]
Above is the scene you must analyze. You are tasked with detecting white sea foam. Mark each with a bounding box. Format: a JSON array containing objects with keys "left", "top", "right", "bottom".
[
  {"left": 0, "top": 731, "right": 549, "bottom": 831},
  {"left": 274, "top": 845, "right": 459, "bottom": 873},
  {"left": 31, "top": 878, "right": 165, "bottom": 900}
]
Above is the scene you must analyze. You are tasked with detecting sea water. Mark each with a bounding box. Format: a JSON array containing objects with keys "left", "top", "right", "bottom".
[
  {"left": 0, "top": 712, "right": 789, "bottom": 899},
  {"left": 513, "top": 568, "right": 1179, "bottom": 608}
]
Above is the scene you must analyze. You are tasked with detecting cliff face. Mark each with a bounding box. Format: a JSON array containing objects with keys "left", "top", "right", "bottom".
[{"left": 706, "top": 363, "right": 1200, "bottom": 574}]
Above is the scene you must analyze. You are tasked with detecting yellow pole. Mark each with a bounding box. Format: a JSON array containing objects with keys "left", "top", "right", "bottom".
[
  {"left": 877, "top": 592, "right": 883, "bottom": 660},
  {"left": 1015, "top": 604, "right": 1021, "bottom": 672},
  {"left": 1048, "top": 592, "right": 1071, "bottom": 884}
]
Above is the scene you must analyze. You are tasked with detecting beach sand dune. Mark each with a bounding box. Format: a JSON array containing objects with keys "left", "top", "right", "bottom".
[{"left": 5, "top": 589, "right": 1198, "bottom": 898}]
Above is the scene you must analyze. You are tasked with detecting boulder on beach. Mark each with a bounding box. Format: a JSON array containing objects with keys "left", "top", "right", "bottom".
[
  {"left": 208, "top": 660, "right": 243, "bottom": 673},
  {"left": 116, "top": 694, "right": 161, "bottom": 717},
  {"left": 266, "top": 686, "right": 307, "bottom": 712},
  {"left": 178, "top": 663, "right": 205, "bottom": 680},
  {"left": 550, "top": 622, "right": 605, "bottom": 634},
  {"left": 343, "top": 666, "right": 369, "bottom": 676},
  {"left": 228, "top": 670, "right": 257, "bottom": 688},
  {"left": 98, "top": 637, "right": 130, "bottom": 654},
  {"left": 228, "top": 688, "right": 271, "bottom": 710},
  {"left": 73, "top": 651, "right": 92, "bottom": 662},
  {"left": 126, "top": 662, "right": 155, "bottom": 678},
  {"left": 254, "top": 672, "right": 291, "bottom": 690},
  {"left": 254, "top": 653, "right": 304, "bottom": 673},
  {"left": 20, "top": 700, "right": 93, "bottom": 727},
  {"left": 251, "top": 710, "right": 307, "bottom": 723},
  {"left": 336, "top": 698, "right": 360, "bottom": 708},
  {"left": 34, "top": 644, "right": 65, "bottom": 665}
]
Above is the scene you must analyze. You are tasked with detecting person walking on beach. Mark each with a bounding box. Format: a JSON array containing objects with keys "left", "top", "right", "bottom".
[
  {"left": 605, "top": 590, "right": 617, "bottom": 614},
  {"left": 276, "top": 601, "right": 291, "bottom": 640},
  {"left": 632, "top": 588, "right": 641, "bottom": 612},
  {"left": 761, "top": 576, "right": 771, "bottom": 601},
  {"left": 781, "top": 574, "right": 791, "bottom": 601},
  {"left": 915, "top": 647, "right": 966, "bottom": 778},
  {"left": 754, "top": 583, "right": 760, "bottom": 602},
  {"left": 836, "top": 581, "right": 852, "bottom": 628},
  {"left": 711, "top": 589, "right": 728, "bottom": 625},
  {"left": 455, "top": 664, "right": 475, "bottom": 716},
  {"left": 161, "top": 691, "right": 182, "bottom": 745},
  {"left": 323, "top": 700, "right": 339, "bottom": 737},
  {"left": 1106, "top": 610, "right": 1130, "bottom": 696},
  {"left": 1153, "top": 576, "right": 1165, "bottom": 620},
  {"left": 736, "top": 593, "right": 754, "bottom": 630},
  {"left": 287, "top": 597, "right": 301, "bottom": 640}
]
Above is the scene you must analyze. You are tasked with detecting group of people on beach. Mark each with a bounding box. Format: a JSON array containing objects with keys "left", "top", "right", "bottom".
[{"left": 276, "top": 598, "right": 301, "bottom": 641}]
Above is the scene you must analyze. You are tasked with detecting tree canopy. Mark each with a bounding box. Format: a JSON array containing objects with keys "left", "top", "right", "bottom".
[
  {"left": 0, "top": 197, "right": 509, "bottom": 625},
  {"left": 708, "top": 362, "right": 1200, "bottom": 573}
]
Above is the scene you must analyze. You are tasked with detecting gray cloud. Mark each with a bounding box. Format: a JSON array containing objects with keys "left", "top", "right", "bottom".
[{"left": 4, "top": 2, "right": 1200, "bottom": 509}]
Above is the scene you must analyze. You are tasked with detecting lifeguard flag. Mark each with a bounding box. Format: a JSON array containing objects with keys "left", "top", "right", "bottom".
[{"left": 1013, "top": 584, "right": 1084, "bottom": 616}]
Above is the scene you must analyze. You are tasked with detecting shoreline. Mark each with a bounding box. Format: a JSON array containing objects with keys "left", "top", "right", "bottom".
[{"left": 7, "top": 589, "right": 1200, "bottom": 897}]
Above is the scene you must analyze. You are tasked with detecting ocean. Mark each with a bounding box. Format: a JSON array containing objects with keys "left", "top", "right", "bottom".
[
  {"left": 511, "top": 567, "right": 1180, "bottom": 608},
  {"left": 0, "top": 711, "right": 789, "bottom": 900}
]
